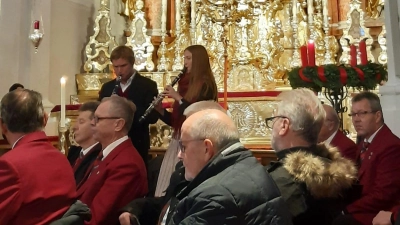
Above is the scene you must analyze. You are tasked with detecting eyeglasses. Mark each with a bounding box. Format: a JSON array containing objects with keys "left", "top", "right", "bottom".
[
  {"left": 265, "top": 116, "right": 288, "bottom": 129},
  {"left": 348, "top": 111, "right": 377, "bottom": 118},
  {"left": 93, "top": 116, "right": 121, "bottom": 124},
  {"left": 178, "top": 139, "right": 205, "bottom": 153}
]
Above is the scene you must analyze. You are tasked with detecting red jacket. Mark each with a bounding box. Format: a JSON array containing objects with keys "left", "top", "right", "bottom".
[
  {"left": 77, "top": 138, "right": 148, "bottom": 225},
  {"left": 330, "top": 130, "right": 358, "bottom": 162},
  {"left": 0, "top": 131, "right": 76, "bottom": 225},
  {"left": 346, "top": 125, "right": 400, "bottom": 225}
]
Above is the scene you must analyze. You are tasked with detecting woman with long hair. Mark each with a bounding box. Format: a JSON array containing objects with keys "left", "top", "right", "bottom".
[{"left": 153, "top": 45, "right": 218, "bottom": 197}]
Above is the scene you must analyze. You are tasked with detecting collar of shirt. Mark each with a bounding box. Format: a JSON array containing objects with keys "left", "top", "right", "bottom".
[
  {"left": 12, "top": 135, "right": 25, "bottom": 149},
  {"left": 365, "top": 124, "right": 384, "bottom": 143},
  {"left": 324, "top": 130, "right": 338, "bottom": 145},
  {"left": 120, "top": 72, "right": 135, "bottom": 92},
  {"left": 101, "top": 136, "right": 129, "bottom": 160},
  {"left": 80, "top": 142, "right": 99, "bottom": 156}
]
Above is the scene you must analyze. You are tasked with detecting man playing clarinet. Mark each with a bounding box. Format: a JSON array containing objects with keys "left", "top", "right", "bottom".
[{"left": 99, "top": 46, "right": 159, "bottom": 166}]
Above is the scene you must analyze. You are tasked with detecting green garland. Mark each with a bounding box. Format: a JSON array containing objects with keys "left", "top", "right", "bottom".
[{"left": 287, "top": 62, "right": 388, "bottom": 92}]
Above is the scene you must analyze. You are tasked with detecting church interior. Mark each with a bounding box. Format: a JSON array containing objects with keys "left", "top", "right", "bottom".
[{"left": 0, "top": 0, "right": 399, "bottom": 163}]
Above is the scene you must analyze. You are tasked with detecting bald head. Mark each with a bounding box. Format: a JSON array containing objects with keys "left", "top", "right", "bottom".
[
  {"left": 182, "top": 109, "right": 239, "bottom": 151},
  {"left": 183, "top": 101, "right": 226, "bottom": 117},
  {"left": 318, "top": 104, "right": 340, "bottom": 142}
]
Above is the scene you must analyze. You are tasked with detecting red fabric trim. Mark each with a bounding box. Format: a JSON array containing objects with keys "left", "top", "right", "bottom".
[
  {"left": 353, "top": 67, "right": 365, "bottom": 82},
  {"left": 317, "top": 67, "right": 327, "bottom": 82},
  {"left": 339, "top": 68, "right": 348, "bottom": 84},
  {"left": 299, "top": 68, "right": 312, "bottom": 82},
  {"left": 51, "top": 105, "right": 81, "bottom": 112}
]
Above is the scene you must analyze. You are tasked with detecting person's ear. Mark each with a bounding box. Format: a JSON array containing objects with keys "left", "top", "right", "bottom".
[
  {"left": 204, "top": 139, "right": 215, "bottom": 160},
  {"left": 1, "top": 119, "right": 9, "bottom": 138},
  {"left": 42, "top": 112, "right": 49, "bottom": 128},
  {"left": 114, "top": 118, "right": 126, "bottom": 132},
  {"left": 278, "top": 118, "right": 290, "bottom": 136}
]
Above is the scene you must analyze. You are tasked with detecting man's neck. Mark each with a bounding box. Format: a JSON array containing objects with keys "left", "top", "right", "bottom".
[
  {"left": 276, "top": 138, "right": 312, "bottom": 152},
  {"left": 100, "top": 134, "right": 126, "bottom": 150},
  {"left": 80, "top": 140, "right": 98, "bottom": 150},
  {"left": 7, "top": 132, "right": 27, "bottom": 148}
]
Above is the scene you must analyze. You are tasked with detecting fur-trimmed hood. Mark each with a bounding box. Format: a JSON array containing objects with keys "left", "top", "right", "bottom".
[{"left": 282, "top": 143, "right": 357, "bottom": 199}]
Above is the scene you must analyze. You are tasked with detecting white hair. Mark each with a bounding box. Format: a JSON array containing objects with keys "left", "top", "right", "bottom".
[
  {"left": 183, "top": 100, "right": 226, "bottom": 117},
  {"left": 275, "top": 88, "right": 325, "bottom": 144},
  {"left": 187, "top": 110, "right": 239, "bottom": 150}
]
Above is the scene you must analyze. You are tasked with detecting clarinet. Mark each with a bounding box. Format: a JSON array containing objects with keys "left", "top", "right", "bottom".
[
  {"left": 139, "top": 67, "right": 187, "bottom": 123},
  {"left": 112, "top": 76, "right": 122, "bottom": 95}
]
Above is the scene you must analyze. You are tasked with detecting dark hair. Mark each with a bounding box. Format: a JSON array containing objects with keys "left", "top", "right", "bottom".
[
  {"left": 1, "top": 89, "right": 45, "bottom": 133},
  {"left": 352, "top": 91, "right": 384, "bottom": 122},
  {"left": 79, "top": 101, "right": 100, "bottom": 119},
  {"left": 110, "top": 46, "right": 135, "bottom": 65},
  {"left": 9, "top": 83, "right": 24, "bottom": 92},
  {"left": 101, "top": 96, "right": 136, "bottom": 132}
]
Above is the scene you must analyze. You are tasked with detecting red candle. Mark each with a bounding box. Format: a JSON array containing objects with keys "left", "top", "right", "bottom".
[
  {"left": 350, "top": 45, "right": 357, "bottom": 66},
  {"left": 359, "top": 40, "right": 368, "bottom": 65},
  {"left": 307, "top": 40, "right": 316, "bottom": 66},
  {"left": 34, "top": 20, "right": 40, "bottom": 29},
  {"left": 300, "top": 46, "right": 308, "bottom": 66}
]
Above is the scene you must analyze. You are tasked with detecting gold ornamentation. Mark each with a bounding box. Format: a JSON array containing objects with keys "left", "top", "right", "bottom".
[
  {"left": 377, "top": 25, "right": 387, "bottom": 65},
  {"left": 126, "top": 0, "right": 155, "bottom": 71},
  {"left": 83, "top": 0, "right": 117, "bottom": 73}
]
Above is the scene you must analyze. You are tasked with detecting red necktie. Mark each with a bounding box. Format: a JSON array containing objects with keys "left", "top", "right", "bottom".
[
  {"left": 73, "top": 152, "right": 84, "bottom": 172},
  {"left": 359, "top": 141, "right": 370, "bottom": 163}
]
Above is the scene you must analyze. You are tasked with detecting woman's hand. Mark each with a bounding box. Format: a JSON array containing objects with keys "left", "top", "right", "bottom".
[{"left": 162, "top": 85, "right": 182, "bottom": 102}]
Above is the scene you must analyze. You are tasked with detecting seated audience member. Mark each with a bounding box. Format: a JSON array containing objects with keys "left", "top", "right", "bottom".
[
  {"left": 9, "top": 83, "right": 24, "bottom": 92},
  {"left": 77, "top": 96, "right": 148, "bottom": 225},
  {"left": 169, "top": 109, "right": 292, "bottom": 225},
  {"left": 119, "top": 101, "right": 226, "bottom": 225},
  {"left": 0, "top": 89, "right": 76, "bottom": 224},
  {"left": 343, "top": 92, "right": 400, "bottom": 225},
  {"left": 67, "top": 101, "right": 102, "bottom": 186},
  {"left": 266, "top": 88, "right": 357, "bottom": 225},
  {"left": 318, "top": 104, "right": 358, "bottom": 161}
]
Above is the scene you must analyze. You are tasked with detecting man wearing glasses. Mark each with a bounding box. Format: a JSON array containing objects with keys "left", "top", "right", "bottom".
[
  {"left": 77, "top": 96, "right": 148, "bottom": 225},
  {"left": 265, "top": 88, "right": 357, "bottom": 225},
  {"left": 167, "top": 109, "right": 291, "bottom": 225},
  {"left": 342, "top": 92, "right": 400, "bottom": 225}
]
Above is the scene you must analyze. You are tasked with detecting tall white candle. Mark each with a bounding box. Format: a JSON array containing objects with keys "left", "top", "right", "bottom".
[
  {"left": 161, "top": 0, "right": 167, "bottom": 33},
  {"left": 60, "top": 77, "right": 66, "bottom": 128},
  {"left": 176, "top": 0, "right": 181, "bottom": 33},
  {"left": 322, "top": 0, "right": 329, "bottom": 25},
  {"left": 293, "top": 0, "right": 297, "bottom": 21},
  {"left": 307, "top": 0, "right": 314, "bottom": 24}
]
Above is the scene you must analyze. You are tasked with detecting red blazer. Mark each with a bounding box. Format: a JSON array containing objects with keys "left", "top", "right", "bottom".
[
  {"left": 346, "top": 124, "right": 400, "bottom": 225},
  {"left": 0, "top": 131, "right": 76, "bottom": 225},
  {"left": 330, "top": 130, "right": 358, "bottom": 162},
  {"left": 77, "top": 138, "right": 148, "bottom": 225}
]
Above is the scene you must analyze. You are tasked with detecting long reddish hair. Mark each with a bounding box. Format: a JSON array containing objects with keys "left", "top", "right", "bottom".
[{"left": 183, "top": 45, "right": 218, "bottom": 102}]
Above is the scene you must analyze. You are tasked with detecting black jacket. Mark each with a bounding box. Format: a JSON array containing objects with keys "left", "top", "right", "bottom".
[
  {"left": 99, "top": 73, "right": 159, "bottom": 164},
  {"left": 121, "top": 161, "right": 188, "bottom": 225},
  {"left": 169, "top": 142, "right": 292, "bottom": 225}
]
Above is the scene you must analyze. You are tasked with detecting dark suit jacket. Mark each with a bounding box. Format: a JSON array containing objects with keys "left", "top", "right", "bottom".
[
  {"left": 330, "top": 130, "right": 358, "bottom": 162},
  {"left": 68, "top": 144, "right": 102, "bottom": 186},
  {"left": 77, "top": 138, "right": 148, "bottom": 225},
  {"left": 0, "top": 131, "right": 76, "bottom": 225},
  {"left": 346, "top": 124, "right": 400, "bottom": 225},
  {"left": 67, "top": 145, "right": 82, "bottom": 166},
  {"left": 99, "top": 73, "right": 159, "bottom": 164}
]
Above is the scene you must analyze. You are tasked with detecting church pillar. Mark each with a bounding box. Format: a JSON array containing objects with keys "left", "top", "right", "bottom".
[{"left": 378, "top": 0, "right": 400, "bottom": 136}]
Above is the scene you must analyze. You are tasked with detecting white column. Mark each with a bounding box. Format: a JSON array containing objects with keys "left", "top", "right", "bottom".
[{"left": 379, "top": 0, "right": 400, "bottom": 137}]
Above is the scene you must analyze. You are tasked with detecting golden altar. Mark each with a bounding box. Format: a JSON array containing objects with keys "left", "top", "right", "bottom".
[{"left": 61, "top": 0, "right": 385, "bottom": 158}]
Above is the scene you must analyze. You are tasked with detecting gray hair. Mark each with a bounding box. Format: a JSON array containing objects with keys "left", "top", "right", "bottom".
[
  {"left": 183, "top": 100, "right": 225, "bottom": 117},
  {"left": 275, "top": 88, "right": 325, "bottom": 144},
  {"left": 101, "top": 96, "right": 136, "bottom": 132},
  {"left": 187, "top": 110, "right": 239, "bottom": 150},
  {"left": 0, "top": 89, "right": 45, "bottom": 133}
]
